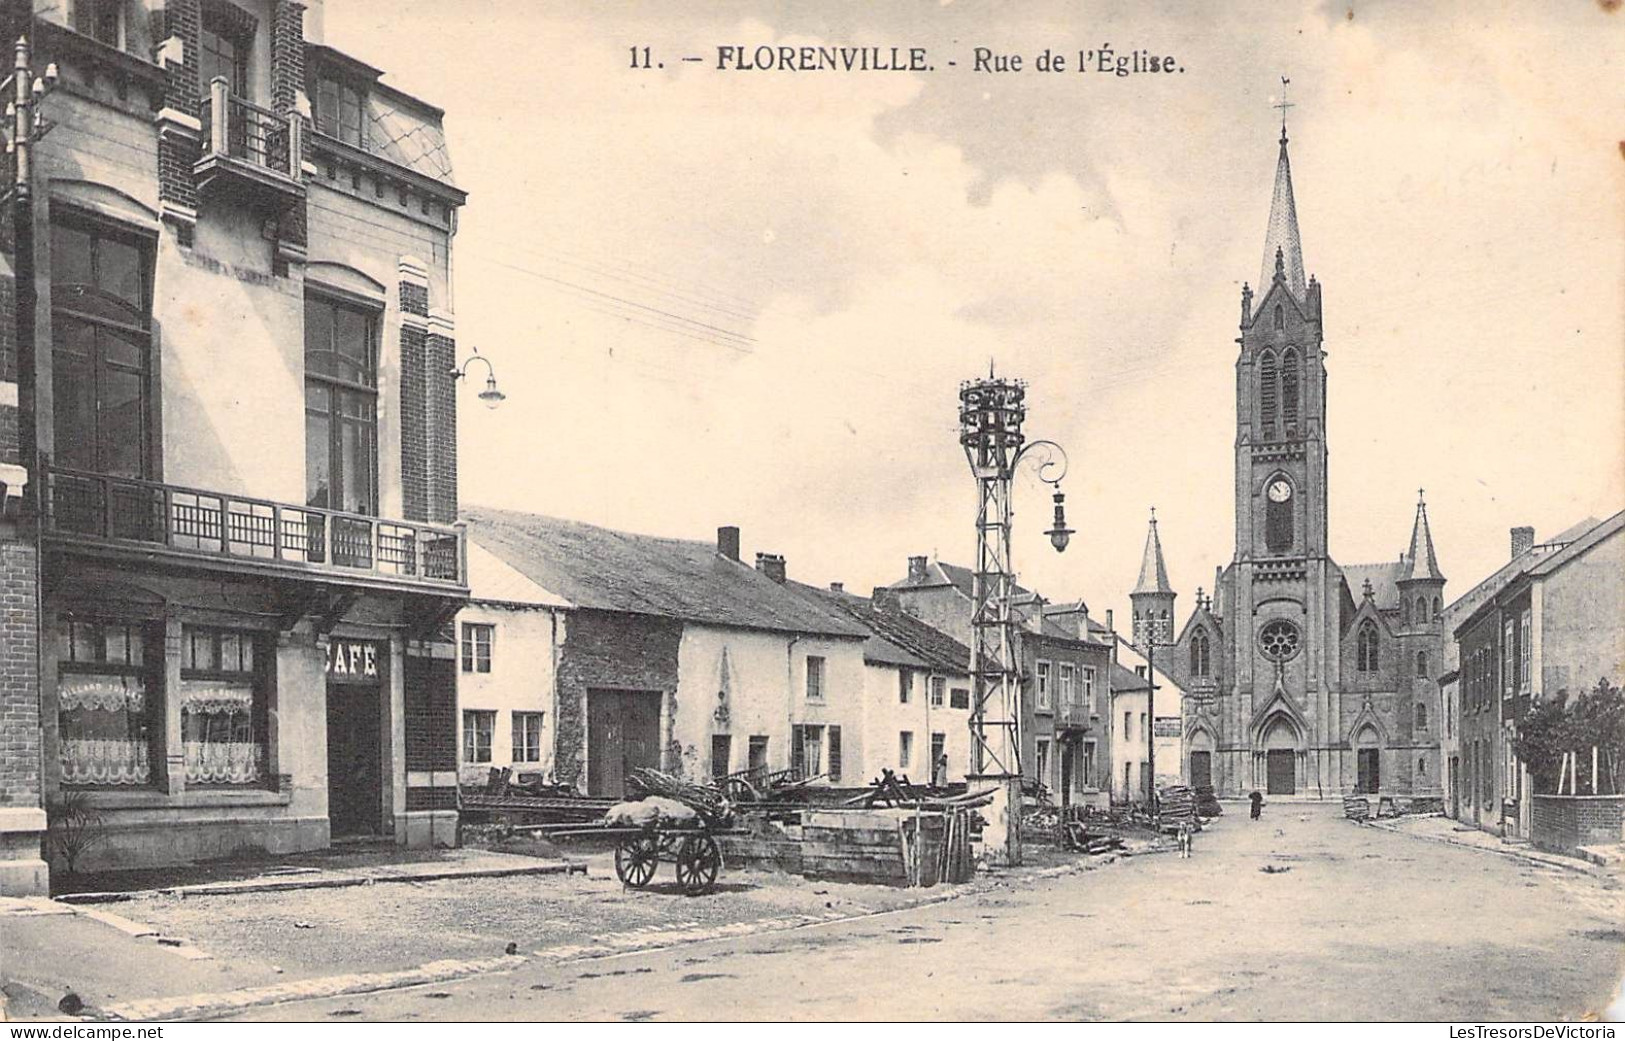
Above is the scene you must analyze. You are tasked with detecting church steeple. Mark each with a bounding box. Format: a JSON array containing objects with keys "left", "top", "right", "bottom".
[
  {"left": 1130, "top": 509, "right": 1176, "bottom": 649},
  {"left": 1398, "top": 490, "right": 1445, "bottom": 584},
  {"left": 1261, "top": 79, "right": 1306, "bottom": 301}
]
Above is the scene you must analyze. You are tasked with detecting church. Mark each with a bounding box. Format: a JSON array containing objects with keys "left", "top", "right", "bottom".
[{"left": 1129, "top": 115, "right": 1447, "bottom": 801}]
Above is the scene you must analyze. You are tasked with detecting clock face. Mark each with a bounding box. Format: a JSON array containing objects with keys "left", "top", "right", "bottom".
[{"left": 1267, "top": 480, "right": 1292, "bottom": 503}]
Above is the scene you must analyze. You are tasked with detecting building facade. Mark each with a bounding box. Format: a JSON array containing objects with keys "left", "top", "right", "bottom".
[
  {"left": 1151, "top": 122, "right": 1447, "bottom": 800},
  {"left": 1450, "top": 513, "right": 1624, "bottom": 837},
  {"left": 460, "top": 511, "right": 871, "bottom": 798},
  {"left": 2, "top": 0, "right": 470, "bottom": 880}
]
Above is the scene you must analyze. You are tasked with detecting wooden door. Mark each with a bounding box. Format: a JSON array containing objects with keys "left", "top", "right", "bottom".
[
  {"left": 326, "top": 684, "right": 382, "bottom": 836},
  {"left": 588, "top": 690, "right": 662, "bottom": 798},
  {"left": 1357, "top": 748, "right": 1380, "bottom": 794},
  {"left": 1266, "top": 749, "right": 1295, "bottom": 795},
  {"left": 1190, "top": 751, "right": 1213, "bottom": 789}
]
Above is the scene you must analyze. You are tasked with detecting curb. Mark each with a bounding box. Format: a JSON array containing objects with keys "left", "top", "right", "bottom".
[
  {"left": 59, "top": 861, "right": 588, "bottom": 905},
  {"left": 1362, "top": 819, "right": 1599, "bottom": 876}
]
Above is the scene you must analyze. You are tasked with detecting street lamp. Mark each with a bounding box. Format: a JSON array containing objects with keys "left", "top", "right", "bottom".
[
  {"left": 449, "top": 346, "right": 506, "bottom": 408},
  {"left": 958, "top": 370, "right": 1072, "bottom": 867}
]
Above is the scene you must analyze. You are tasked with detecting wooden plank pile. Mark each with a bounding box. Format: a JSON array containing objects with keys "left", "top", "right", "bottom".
[
  {"left": 1159, "top": 785, "right": 1200, "bottom": 832},
  {"left": 1343, "top": 795, "right": 1371, "bottom": 821}
]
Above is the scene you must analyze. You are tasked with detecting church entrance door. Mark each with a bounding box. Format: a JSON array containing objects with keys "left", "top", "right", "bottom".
[
  {"left": 1357, "top": 748, "right": 1380, "bottom": 794},
  {"left": 1190, "top": 751, "right": 1212, "bottom": 789},
  {"left": 1266, "top": 749, "right": 1295, "bottom": 795}
]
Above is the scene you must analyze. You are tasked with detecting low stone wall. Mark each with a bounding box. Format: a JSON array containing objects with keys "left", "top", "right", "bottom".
[{"left": 1530, "top": 795, "right": 1625, "bottom": 856}]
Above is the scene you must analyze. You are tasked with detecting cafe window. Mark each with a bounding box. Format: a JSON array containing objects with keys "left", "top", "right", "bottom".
[
  {"left": 56, "top": 618, "right": 154, "bottom": 788},
  {"left": 50, "top": 216, "right": 155, "bottom": 479},
  {"left": 305, "top": 293, "right": 380, "bottom": 515},
  {"left": 180, "top": 626, "right": 267, "bottom": 786}
]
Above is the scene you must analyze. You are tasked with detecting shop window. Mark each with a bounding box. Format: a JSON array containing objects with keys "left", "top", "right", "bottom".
[
  {"left": 462, "top": 709, "right": 494, "bottom": 764},
  {"left": 180, "top": 626, "right": 267, "bottom": 786},
  {"left": 56, "top": 618, "right": 154, "bottom": 788},
  {"left": 460, "top": 623, "right": 493, "bottom": 673},
  {"left": 512, "top": 711, "right": 543, "bottom": 764}
]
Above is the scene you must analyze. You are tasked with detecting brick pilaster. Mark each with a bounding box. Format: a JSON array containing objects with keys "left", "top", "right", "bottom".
[
  {"left": 398, "top": 257, "right": 431, "bottom": 523},
  {"left": 426, "top": 311, "right": 458, "bottom": 525}
]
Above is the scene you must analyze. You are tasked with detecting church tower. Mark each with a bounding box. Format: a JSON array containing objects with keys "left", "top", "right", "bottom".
[{"left": 1130, "top": 511, "right": 1176, "bottom": 650}]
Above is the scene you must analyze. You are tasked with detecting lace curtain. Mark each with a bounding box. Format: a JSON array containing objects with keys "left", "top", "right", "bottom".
[
  {"left": 181, "top": 681, "right": 264, "bottom": 785},
  {"left": 58, "top": 674, "right": 151, "bottom": 786}
]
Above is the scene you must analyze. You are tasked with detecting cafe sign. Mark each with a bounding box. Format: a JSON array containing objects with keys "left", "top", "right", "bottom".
[{"left": 327, "top": 639, "right": 381, "bottom": 681}]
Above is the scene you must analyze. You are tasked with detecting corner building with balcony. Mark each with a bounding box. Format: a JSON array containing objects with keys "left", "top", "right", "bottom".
[{"left": 6, "top": 0, "right": 468, "bottom": 872}]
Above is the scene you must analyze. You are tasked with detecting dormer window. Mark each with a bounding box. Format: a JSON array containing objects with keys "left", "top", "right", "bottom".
[
  {"left": 73, "top": 0, "right": 122, "bottom": 48},
  {"left": 317, "top": 75, "right": 367, "bottom": 149}
]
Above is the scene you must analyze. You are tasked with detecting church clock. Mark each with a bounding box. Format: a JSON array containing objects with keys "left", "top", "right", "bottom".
[{"left": 1267, "top": 479, "right": 1292, "bottom": 503}]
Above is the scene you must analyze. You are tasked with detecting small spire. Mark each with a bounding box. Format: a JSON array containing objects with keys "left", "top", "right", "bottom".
[
  {"left": 1260, "top": 87, "right": 1307, "bottom": 301},
  {"left": 1362, "top": 578, "right": 1374, "bottom": 601},
  {"left": 1133, "top": 508, "right": 1174, "bottom": 595},
  {"left": 1398, "top": 490, "right": 1445, "bottom": 584}
]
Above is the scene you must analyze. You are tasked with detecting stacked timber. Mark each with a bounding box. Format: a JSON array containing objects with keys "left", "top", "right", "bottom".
[
  {"left": 1343, "top": 795, "right": 1371, "bottom": 821},
  {"left": 1159, "top": 785, "right": 1199, "bottom": 831},
  {"left": 801, "top": 809, "right": 910, "bottom": 883}
]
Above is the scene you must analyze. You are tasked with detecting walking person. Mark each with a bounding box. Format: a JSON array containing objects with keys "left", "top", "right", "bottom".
[{"left": 1249, "top": 789, "right": 1265, "bottom": 821}]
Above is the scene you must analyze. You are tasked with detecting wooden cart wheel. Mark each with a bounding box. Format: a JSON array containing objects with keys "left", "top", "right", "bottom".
[
  {"left": 674, "top": 834, "right": 722, "bottom": 895},
  {"left": 723, "top": 776, "right": 759, "bottom": 805},
  {"left": 615, "top": 834, "right": 659, "bottom": 888}
]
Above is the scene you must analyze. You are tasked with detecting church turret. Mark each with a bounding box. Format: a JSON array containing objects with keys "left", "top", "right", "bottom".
[
  {"left": 1130, "top": 509, "right": 1177, "bottom": 649},
  {"left": 1396, "top": 490, "right": 1447, "bottom": 630}
]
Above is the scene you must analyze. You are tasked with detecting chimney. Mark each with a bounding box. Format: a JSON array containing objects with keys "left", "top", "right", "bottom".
[
  {"left": 907, "top": 555, "right": 929, "bottom": 583},
  {"left": 755, "top": 552, "right": 786, "bottom": 584},
  {"left": 717, "top": 526, "right": 740, "bottom": 562},
  {"left": 829, "top": 582, "right": 844, "bottom": 593},
  {"left": 1105, "top": 608, "right": 1114, "bottom": 635},
  {"left": 1511, "top": 526, "right": 1535, "bottom": 559}
]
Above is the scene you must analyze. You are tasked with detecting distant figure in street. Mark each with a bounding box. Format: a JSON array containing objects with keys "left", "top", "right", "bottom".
[
  {"left": 1177, "top": 820, "right": 1194, "bottom": 858},
  {"left": 1249, "top": 790, "right": 1265, "bottom": 820}
]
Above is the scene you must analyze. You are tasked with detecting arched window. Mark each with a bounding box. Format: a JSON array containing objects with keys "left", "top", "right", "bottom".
[
  {"left": 1259, "top": 350, "right": 1279, "bottom": 435},
  {"left": 1401, "top": 598, "right": 1411, "bottom": 626},
  {"left": 1433, "top": 596, "right": 1442, "bottom": 621},
  {"left": 1356, "top": 620, "right": 1380, "bottom": 672},
  {"left": 1190, "top": 630, "right": 1211, "bottom": 677},
  {"left": 1281, "top": 347, "right": 1300, "bottom": 432},
  {"left": 1416, "top": 651, "right": 1428, "bottom": 680},
  {"left": 1273, "top": 304, "right": 1283, "bottom": 330},
  {"left": 1415, "top": 703, "right": 1428, "bottom": 729},
  {"left": 1416, "top": 596, "right": 1428, "bottom": 624}
]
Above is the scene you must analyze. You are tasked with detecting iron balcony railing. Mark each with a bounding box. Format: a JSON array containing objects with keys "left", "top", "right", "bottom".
[
  {"left": 43, "top": 466, "right": 465, "bottom": 588},
  {"left": 1055, "top": 698, "right": 1099, "bottom": 729},
  {"left": 199, "top": 79, "right": 299, "bottom": 180}
]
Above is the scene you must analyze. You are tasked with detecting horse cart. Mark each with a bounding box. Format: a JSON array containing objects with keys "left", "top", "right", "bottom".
[{"left": 609, "top": 821, "right": 726, "bottom": 895}]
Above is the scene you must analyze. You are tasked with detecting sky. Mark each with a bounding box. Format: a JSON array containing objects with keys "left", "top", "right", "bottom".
[{"left": 323, "top": 0, "right": 1623, "bottom": 625}]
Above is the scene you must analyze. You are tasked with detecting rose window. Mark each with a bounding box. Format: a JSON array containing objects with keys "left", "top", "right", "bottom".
[{"left": 1258, "top": 620, "right": 1301, "bottom": 662}]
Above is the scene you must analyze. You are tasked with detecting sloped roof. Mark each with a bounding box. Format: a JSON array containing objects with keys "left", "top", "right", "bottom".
[
  {"left": 1342, "top": 561, "right": 1404, "bottom": 612},
  {"left": 464, "top": 507, "right": 867, "bottom": 638},
  {"left": 1133, "top": 518, "right": 1174, "bottom": 595},
  {"left": 1447, "top": 514, "right": 1606, "bottom": 631},
  {"left": 1397, "top": 498, "right": 1446, "bottom": 583},
  {"left": 1523, "top": 510, "right": 1624, "bottom": 580},
  {"left": 1111, "top": 662, "right": 1151, "bottom": 694},
  {"left": 793, "top": 583, "right": 972, "bottom": 675}
]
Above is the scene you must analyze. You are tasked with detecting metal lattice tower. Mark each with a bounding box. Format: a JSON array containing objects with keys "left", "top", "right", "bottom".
[{"left": 959, "top": 374, "right": 1027, "bottom": 865}]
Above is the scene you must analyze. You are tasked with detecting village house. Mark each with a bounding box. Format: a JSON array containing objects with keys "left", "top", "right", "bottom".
[
  {"left": 1449, "top": 513, "right": 1624, "bottom": 841},
  {"left": 459, "top": 510, "right": 870, "bottom": 798},
  {"left": 1108, "top": 642, "right": 1186, "bottom": 803},
  {"left": 0, "top": 0, "right": 472, "bottom": 885},
  {"left": 778, "top": 574, "right": 975, "bottom": 788},
  {"left": 885, "top": 556, "right": 1113, "bottom": 809}
]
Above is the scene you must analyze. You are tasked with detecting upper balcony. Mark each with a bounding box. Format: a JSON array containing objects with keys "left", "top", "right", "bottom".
[
  {"left": 195, "top": 79, "right": 306, "bottom": 208},
  {"left": 42, "top": 466, "right": 467, "bottom": 598},
  {"left": 1055, "top": 699, "right": 1100, "bottom": 731}
]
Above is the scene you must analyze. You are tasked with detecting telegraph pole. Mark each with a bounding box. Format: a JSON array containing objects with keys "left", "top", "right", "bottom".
[{"left": 1145, "top": 629, "right": 1158, "bottom": 810}]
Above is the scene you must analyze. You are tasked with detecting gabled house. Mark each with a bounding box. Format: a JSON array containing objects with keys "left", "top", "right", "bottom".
[
  {"left": 886, "top": 556, "right": 1113, "bottom": 808},
  {"left": 460, "top": 510, "right": 870, "bottom": 797}
]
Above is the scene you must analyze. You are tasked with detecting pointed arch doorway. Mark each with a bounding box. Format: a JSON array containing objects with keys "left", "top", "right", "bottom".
[
  {"left": 1263, "top": 717, "right": 1298, "bottom": 795},
  {"left": 1355, "top": 725, "right": 1382, "bottom": 794}
]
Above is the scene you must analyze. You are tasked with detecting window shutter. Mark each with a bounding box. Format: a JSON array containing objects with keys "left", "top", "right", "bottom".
[
  {"left": 827, "top": 726, "right": 842, "bottom": 783},
  {"left": 791, "top": 725, "right": 806, "bottom": 779}
]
